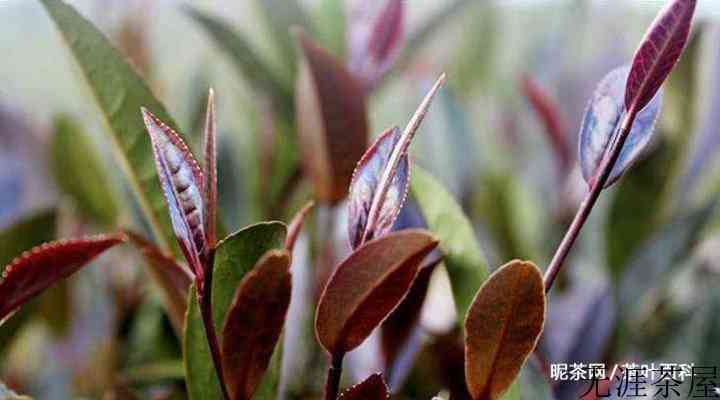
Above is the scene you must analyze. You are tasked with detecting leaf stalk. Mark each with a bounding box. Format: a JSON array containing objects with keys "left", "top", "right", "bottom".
[{"left": 324, "top": 353, "right": 344, "bottom": 400}]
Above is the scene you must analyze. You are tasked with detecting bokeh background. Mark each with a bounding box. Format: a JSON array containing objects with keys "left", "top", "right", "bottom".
[{"left": 1, "top": 0, "right": 720, "bottom": 399}]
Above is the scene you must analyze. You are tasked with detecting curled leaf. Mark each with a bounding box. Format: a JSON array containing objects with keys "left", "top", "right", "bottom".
[
  {"left": 222, "top": 249, "right": 292, "bottom": 400},
  {"left": 203, "top": 89, "right": 218, "bottom": 249},
  {"left": 348, "top": 74, "right": 446, "bottom": 248},
  {"left": 316, "top": 229, "right": 438, "bottom": 356},
  {"left": 285, "top": 201, "right": 314, "bottom": 252},
  {"left": 465, "top": 260, "right": 546, "bottom": 400},
  {"left": 625, "top": 0, "right": 697, "bottom": 114},
  {"left": 348, "top": 127, "right": 409, "bottom": 248},
  {"left": 579, "top": 66, "right": 663, "bottom": 188},
  {"left": 339, "top": 373, "right": 390, "bottom": 400},
  {"left": 348, "top": 0, "right": 405, "bottom": 92},
  {"left": 0, "top": 234, "right": 125, "bottom": 323},
  {"left": 142, "top": 108, "right": 206, "bottom": 276},
  {"left": 294, "top": 29, "right": 368, "bottom": 204}
]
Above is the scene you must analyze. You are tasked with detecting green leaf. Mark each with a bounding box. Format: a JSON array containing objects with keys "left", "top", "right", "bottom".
[
  {"left": 39, "top": 0, "right": 181, "bottom": 253},
  {"left": 313, "top": 0, "right": 346, "bottom": 58},
  {"left": 50, "top": 114, "right": 118, "bottom": 227},
  {"left": 185, "top": 8, "right": 293, "bottom": 119},
  {"left": 254, "top": 0, "right": 311, "bottom": 77},
  {"left": 183, "top": 222, "right": 286, "bottom": 400},
  {"left": 410, "top": 167, "right": 488, "bottom": 320}
]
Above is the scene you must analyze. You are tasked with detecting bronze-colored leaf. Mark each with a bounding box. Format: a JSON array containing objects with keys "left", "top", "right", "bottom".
[
  {"left": 222, "top": 250, "right": 292, "bottom": 400},
  {"left": 294, "top": 28, "right": 368, "bottom": 204},
  {"left": 285, "top": 201, "right": 314, "bottom": 252},
  {"left": 315, "top": 229, "right": 438, "bottom": 356},
  {"left": 464, "top": 260, "right": 546, "bottom": 400},
  {"left": 338, "top": 373, "right": 390, "bottom": 400},
  {"left": 0, "top": 234, "right": 126, "bottom": 323},
  {"left": 203, "top": 89, "right": 218, "bottom": 249}
]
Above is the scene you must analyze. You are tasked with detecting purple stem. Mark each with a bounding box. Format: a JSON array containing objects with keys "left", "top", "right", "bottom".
[
  {"left": 324, "top": 353, "right": 345, "bottom": 400},
  {"left": 544, "top": 109, "right": 638, "bottom": 292}
]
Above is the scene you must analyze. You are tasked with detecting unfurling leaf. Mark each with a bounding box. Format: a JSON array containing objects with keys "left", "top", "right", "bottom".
[
  {"left": 142, "top": 109, "right": 206, "bottom": 277},
  {"left": 348, "top": 127, "right": 409, "bottom": 248},
  {"left": 0, "top": 234, "right": 125, "bottom": 323},
  {"left": 203, "top": 89, "right": 218, "bottom": 249},
  {"left": 465, "top": 260, "right": 546, "bottom": 400},
  {"left": 315, "top": 230, "right": 438, "bottom": 356},
  {"left": 126, "top": 232, "right": 192, "bottom": 333},
  {"left": 285, "top": 201, "right": 314, "bottom": 252},
  {"left": 339, "top": 373, "right": 390, "bottom": 400},
  {"left": 579, "top": 66, "right": 663, "bottom": 188},
  {"left": 625, "top": 0, "right": 697, "bottom": 114},
  {"left": 222, "top": 250, "right": 292, "bottom": 400},
  {"left": 348, "top": 74, "right": 446, "bottom": 249},
  {"left": 294, "top": 29, "right": 368, "bottom": 203},
  {"left": 348, "top": 0, "right": 405, "bottom": 92}
]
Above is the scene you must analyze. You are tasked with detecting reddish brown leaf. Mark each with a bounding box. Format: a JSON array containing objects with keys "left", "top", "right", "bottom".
[
  {"left": 294, "top": 28, "right": 368, "bottom": 204},
  {"left": 465, "top": 260, "right": 546, "bottom": 400},
  {"left": 625, "top": 0, "right": 696, "bottom": 114},
  {"left": 222, "top": 249, "right": 292, "bottom": 400},
  {"left": 315, "top": 229, "right": 438, "bottom": 356},
  {"left": 203, "top": 89, "right": 218, "bottom": 249},
  {"left": 125, "top": 231, "right": 192, "bottom": 332},
  {"left": 285, "top": 201, "right": 314, "bottom": 252},
  {"left": 338, "top": 373, "right": 390, "bottom": 400},
  {"left": 0, "top": 234, "right": 126, "bottom": 323},
  {"left": 520, "top": 74, "right": 571, "bottom": 171},
  {"left": 142, "top": 108, "right": 207, "bottom": 278}
]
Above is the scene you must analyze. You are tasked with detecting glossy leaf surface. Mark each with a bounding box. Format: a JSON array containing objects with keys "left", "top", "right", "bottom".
[
  {"left": 142, "top": 109, "right": 206, "bottom": 276},
  {"left": 579, "top": 66, "right": 663, "bottom": 188},
  {"left": 625, "top": 0, "right": 696, "bottom": 113},
  {"left": 465, "top": 260, "right": 546, "bottom": 400},
  {"left": 222, "top": 250, "right": 292, "bottom": 400},
  {"left": 295, "top": 29, "right": 368, "bottom": 203},
  {"left": 40, "top": 0, "right": 182, "bottom": 252},
  {"left": 184, "top": 222, "right": 286, "bottom": 400},
  {"left": 338, "top": 373, "right": 390, "bottom": 400},
  {"left": 50, "top": 114, "right": 118, "bottom": 226},
  {"left": 0, "top": 234, "right": 125, "bottom": 323},
  {"left": 410, "top": 167, "right": 488, "bottom": 319},
  {"left": 348, "top": 127, "right": 409, "bottom": 248},
  {"left": 315, "top": 229, "right": 438, "bottom": 356}
]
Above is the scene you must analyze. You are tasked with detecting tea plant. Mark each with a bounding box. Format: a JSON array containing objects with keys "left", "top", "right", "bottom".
[{"left": 0, "top": 0, "right": 710, "bottom": 399}]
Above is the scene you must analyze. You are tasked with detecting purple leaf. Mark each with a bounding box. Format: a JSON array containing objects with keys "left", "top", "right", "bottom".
[
  {"left": 0, "top": 234, "right": 125, "bottom": 323},
  {"left": 348, "top": 74, "right": 446, "bottom": 249},
  {"left": 141, "top": 108, "right": 207, "bottom": 278},
  {"left": 348, "top": 127, "right": 409, "bottom": 249},
  {"left": 625, "top": 0, "right": 696, "bottom": 114},
  {"left": 579, "top": 66, "right": 663, "bottom": 188},
  {"left": 203, "top": 89, "right": 218, "bottom": 249},
  {"left": 349, "top": 0, "right": 405, "bottom": 92}
]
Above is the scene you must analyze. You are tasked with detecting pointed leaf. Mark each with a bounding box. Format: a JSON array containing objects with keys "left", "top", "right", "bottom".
[
  {"left": 203, "top": 90, "right": 218, "bottom": 249},
  {"left": 349, "top": 75, "right": 446, "bottom": 248},
  {"left": 410, "top": 167, "right": 488, "bottom": 320},
  {"left": 39, "top": 0, "right": 182, "bottom": 252},
  {"left": 339, "top": 373, "right": 390, "bottom": 400},
  {"left": 348, "top": 0, "right": 405, "bottom": 91},
  {"left": 50, "top": 114, "right": 118, "bottom": 226},
  {"left": 348, "top": 127, "right": 409, "bottom": 248},
  {"left": 184, "top": 222, "right": 286, "bottom": 400},
  {"left": 579, "top": 66, "right": 663, "bottom": 188},
  {"left": 142, "top": 109, "right": 206, "bottom": 276},
  {"left": 315, "top": 229, "right": 438, "bottom": 356},
  {"left": 625, "top": 0, "right": 697, "bottom": 114},
  {"left": 126, "top": 232, "right": 192, "bottom": 333},
  {"left": 285, "top": 201, "right": 314, "bottom": 252},
  {"left": 294, "top": 29, "right": 368, "bottom": 204},
  {"left": 465, "top": 260, "right": 546, "bottom": 400},
  {"left": 0, "top": 234, "right": 125, "bottom": 323},
  {"left": 222, "top": 249, "right": 292, "bottom": 400}
]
